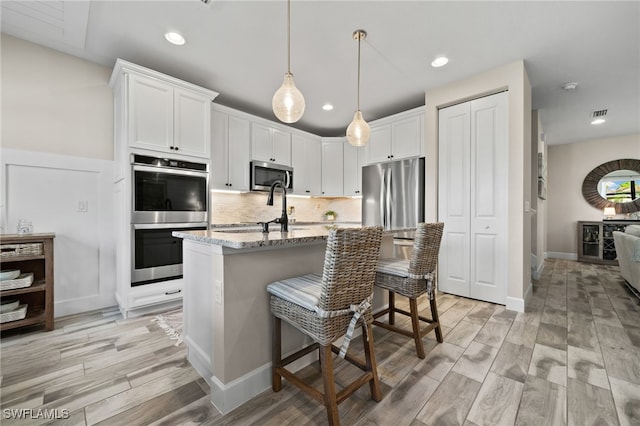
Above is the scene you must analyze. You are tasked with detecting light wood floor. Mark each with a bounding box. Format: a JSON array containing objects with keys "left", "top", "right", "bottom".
[{"left": 1, "top": 259, "right": 639, "bottom": 425}]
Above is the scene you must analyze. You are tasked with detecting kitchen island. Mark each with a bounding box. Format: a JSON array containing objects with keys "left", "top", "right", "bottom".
[{"left": 173, "top": 224, "right": 409, "bottom": 414}]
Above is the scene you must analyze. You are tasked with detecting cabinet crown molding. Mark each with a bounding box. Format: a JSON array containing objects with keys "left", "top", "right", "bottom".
[{"left": 109, "top": 58, "right": 219, "bottom": 100}]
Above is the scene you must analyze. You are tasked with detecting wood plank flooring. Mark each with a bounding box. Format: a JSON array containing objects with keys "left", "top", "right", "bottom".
[{"left": 1, "top": 259, "right": 639, "bottom": 425}]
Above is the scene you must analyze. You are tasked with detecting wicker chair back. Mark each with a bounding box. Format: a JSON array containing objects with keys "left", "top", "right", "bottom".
[{"left": 319, "top": 226, "right": 383, "bottom": 312}]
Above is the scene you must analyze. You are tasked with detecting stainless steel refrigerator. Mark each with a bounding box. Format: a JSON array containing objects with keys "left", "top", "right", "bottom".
[
  {"left": 362, "top": 157, "right": 425, "bottom": 230},
  {"left": 362, "top": 157, "right": 425, "bottom": 259}
]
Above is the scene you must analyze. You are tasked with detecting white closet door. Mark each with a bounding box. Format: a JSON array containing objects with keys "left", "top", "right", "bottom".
[
  {"left": 469, "top": 92, "right": 508, "bottom": 304},
  {"left": 438, "top": 102, "right": 471, "bottom": 297},
  {"left": 438, "top": 91, "right": 507, "bottom": 305}
]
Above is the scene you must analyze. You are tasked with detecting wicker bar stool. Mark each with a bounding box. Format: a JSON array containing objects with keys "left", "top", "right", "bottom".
[
  {"left": 267, "top": 226, "right": 383, "bottom": 426},
  {"left": 373, "top": 222, "right": 444, "bottom": 359}
]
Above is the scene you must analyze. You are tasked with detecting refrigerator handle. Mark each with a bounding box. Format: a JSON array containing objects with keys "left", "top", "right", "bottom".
[
  {"left": 387, "top": 168, "right": 394, "bottom": 229},
  {"left": 385, "top": 167, "right": 392, "bottom": 229}
]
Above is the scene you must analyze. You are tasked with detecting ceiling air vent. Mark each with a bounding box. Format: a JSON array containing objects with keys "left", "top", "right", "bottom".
[{"left": 592, "top": 109, "right": 608, "bottom": 118}]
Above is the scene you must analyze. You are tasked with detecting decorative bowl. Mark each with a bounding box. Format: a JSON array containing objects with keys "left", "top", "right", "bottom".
[
  {"left": 0, "top": 299, "right": 19, "bottom": 313},
  {"left": 0, "top": 269, "right": 20, "bottom": 281}
]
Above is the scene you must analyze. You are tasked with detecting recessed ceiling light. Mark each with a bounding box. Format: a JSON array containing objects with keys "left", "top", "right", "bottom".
[
  {"left": 431, "top": 56, "right": 449, "bottom": 67},
  {"left": 591, "top": 118, "right": 606, "bottom": 125},
  {"left": 165, "top": 32, "right": 185, "bottom": 46},
  {"left": 322, "top": 103, "right": 334, "bottom": 111},
  {"left": 562, "top": 82, "right": 578, "bottom": 91}
]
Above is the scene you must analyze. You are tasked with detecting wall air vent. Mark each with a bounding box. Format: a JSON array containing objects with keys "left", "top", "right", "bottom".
[{"left": 592, "top": 109, "right": 608, "bottom": 118}]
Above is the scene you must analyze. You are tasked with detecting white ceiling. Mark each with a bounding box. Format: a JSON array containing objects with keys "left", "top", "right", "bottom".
[{"left": 2, "top": 0, "right": 639, "bottom": 145}]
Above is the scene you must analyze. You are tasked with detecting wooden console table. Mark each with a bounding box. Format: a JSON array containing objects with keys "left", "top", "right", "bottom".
[
  {"left": 0, "top": 233, "right": 55, "bottom": 333},
  {"left": 577, "top": 221, "right": 639, "bottom": 264}
]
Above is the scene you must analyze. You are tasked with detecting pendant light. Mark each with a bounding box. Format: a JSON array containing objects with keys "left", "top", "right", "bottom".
[
  {"left": 272, "top": 0, "right": 305, "bottom": 123},
  {"left": 346, "top": 29, "right": 370, "bottom": 147}
]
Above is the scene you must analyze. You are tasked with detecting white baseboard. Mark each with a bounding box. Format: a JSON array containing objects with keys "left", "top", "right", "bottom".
[
  {"left": 506, "top": 296, "right": 525, "bottom": 313},
  {"left": 209, "top": 349, "right": 317, "bottom": 415},
  {"left": 523, "top": 282, "right": 533, "bottom": 307},
  {"left": 186, "top": 338, "right": 213, "bottom": 389},
  {"left": 547, "top": 251, "right": 578, "bottom": 261},
  {"left": 532, "top": 261, "right": 544, "bottom": 280}
]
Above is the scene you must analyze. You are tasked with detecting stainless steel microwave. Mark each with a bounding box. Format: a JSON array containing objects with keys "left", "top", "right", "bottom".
[{"left": 250, "top": 161, "right": 293, "bottom": 192}]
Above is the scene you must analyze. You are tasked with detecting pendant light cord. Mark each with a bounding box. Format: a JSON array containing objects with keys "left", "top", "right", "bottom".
[
  {"left": 356, "top": 32, "right": 361, "bottom": 110},
  {"left": 287, "top": 0, "right": 291, "bottom": 74}
]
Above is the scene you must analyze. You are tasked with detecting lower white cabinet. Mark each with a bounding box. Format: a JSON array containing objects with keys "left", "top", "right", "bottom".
[
  {"left": 126, "top": 280, "right": 184, "bottom": 310},
  {"left": 438, "top": 92, "right": 508, "bottom": 305},
  {"left": 321, "top": 138, "right": 345, "bottom": 196}
]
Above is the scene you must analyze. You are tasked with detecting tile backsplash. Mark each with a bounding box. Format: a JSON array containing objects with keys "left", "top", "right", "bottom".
[{"left": 210, "top": 192, "right": 362, "bottom": 224}]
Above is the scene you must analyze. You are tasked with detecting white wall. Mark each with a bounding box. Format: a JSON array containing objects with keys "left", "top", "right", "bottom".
[
  {"left": 1, "top": 34, "right": 116, "bottom": 316},
  {"left": 0, "top": 150, "right": 116, "bottom": 316},
  {"left": 1, "top": 34, "right": 113, "bottom": 160},
  {"left": 546, "top": 133, "right": 640, "bottom": 257},
  {"left": 425, "top": 60, "right": 532, "bottom": 311}
]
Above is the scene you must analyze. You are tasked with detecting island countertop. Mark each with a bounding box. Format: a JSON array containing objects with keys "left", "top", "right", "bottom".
[{"left": 173, "top": 224, "right": 415, "bottom": 250}]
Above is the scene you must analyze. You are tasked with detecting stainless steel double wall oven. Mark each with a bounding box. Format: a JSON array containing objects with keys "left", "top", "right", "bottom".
[{"left": 131, "top": 154, "right": 208, "bottom": 286}]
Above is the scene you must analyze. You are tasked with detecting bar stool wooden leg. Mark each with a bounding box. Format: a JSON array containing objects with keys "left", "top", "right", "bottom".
[
  {"left": 319, "top": 344, "right": 340, "bottom": 426},
  {"left": 272, "top": 316, "right": 282, "bottom": 392},
  {"left": 409, "top": 298, "right": 425, "bottom": 359},
  {"left": 388, "top": 291, "right": 395, "bottom": 325},
  {"left": 430, "top": 295, "right": 443, "bottom": 343},
  {"left": 362, "top": 324, "right": 382, "bottom": 401}
]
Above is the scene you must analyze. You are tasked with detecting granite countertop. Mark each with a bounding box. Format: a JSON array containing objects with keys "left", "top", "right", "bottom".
[{"left": 174, "top": 224, "right": 414, "bottom": 250}]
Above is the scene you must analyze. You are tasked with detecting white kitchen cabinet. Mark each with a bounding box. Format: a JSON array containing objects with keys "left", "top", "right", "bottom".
[
  {"left": 251, "top": 122, "right": 291, "bottom": 166},
  {"left": 367, "top": 125, "right": 392, "bottom": 164},
  {"left": 438, "top": 92, "right": 508, "bottom": 305},
  {"left": 343, "top": 143, "right": 364, "bottom": 196},
  {"left": 110, "top": 59, "right": 218, "bottom": 164},
  {"left": 321, "top": 138, "right": 345, "bottom": 197},
  {"left": 128, "top": 73, "right": 173, "bottom": 152},
  {"left": 291, "top": 134, "right": 322, "bottom": 196},
  {"left": 366, "top": 107, "right": 423, "bottom": 164},
  {"left": 127, "top": 73, "right": 213, "bottom": 158},
  {"left": 109, "top": 59, "right": 219, "bottom": 318},
  {"left": 174, "top": 88, "right": 213, "bottom": 157},
  {"left": 211, "top": 107, "right": 251, "bottom": 191}
]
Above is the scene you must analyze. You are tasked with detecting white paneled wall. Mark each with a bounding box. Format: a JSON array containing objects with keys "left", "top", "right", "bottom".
[{"left": 1, "top": 149, "right": 116, "bottom": 316}]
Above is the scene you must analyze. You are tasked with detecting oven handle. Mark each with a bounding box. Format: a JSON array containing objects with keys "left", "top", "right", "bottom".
[
  {"left": 133, "top": 222, "right": 208, "bottom": 230},
  {"left": 132, "top": 164, "right": 209, "bottom": 178}
]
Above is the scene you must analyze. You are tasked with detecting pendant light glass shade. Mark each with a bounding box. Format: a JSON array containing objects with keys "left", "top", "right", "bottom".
[
  {"left": 347, "top": 29, "right": 369, "bottom": 146},
  {"left": 272, "top": 0, "right": 305, "bottom": 123},
  {"left": 346, "top": 110, "right": 370, "bottom": 147},
  {"left": 272, "top": 72, "right": 305, "bottom": 123}
]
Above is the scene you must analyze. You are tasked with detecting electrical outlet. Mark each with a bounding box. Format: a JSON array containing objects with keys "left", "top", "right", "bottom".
[{"left": 78, "top": 201, "right": 88, "bottom": 212}]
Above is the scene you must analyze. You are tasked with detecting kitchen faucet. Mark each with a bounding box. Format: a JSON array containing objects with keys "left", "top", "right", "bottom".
[{"left": 266, "top": 180, "right": 288, "bottom": 232}]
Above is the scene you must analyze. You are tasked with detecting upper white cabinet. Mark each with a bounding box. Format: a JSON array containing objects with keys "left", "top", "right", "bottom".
[
  {"left": 291, "top": 134, "right": 322, "bottom": 196},
  {"left": 128, "top": 74, "right": 173, "bottom": 152},
  {"left": 251, "top": 122, "right": 292, "bottom": 166},
  {"left": 343, "top": 144, "right": 365, "bottom": 196},
  {"left": 365, "top": 107, "right": 424, "bottom": 165},
  {"left": 110, "top": 59, "right": 219, "bottom": 181},
  {"left": 321, "top": 138, "right": 345, "bottom": 197},
  {"left": 211, "top": 106, "right": 251, "bottom": 191}
]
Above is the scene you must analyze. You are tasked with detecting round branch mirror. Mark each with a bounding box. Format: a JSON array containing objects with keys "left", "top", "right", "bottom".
[{"left": 582, "top": 158, "right": 640, "bottom": 214}]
